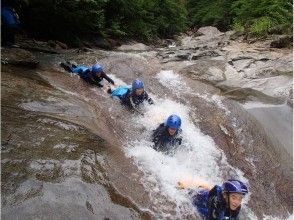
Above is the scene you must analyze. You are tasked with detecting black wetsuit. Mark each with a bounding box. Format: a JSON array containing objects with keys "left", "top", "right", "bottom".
[
  {"left": 152, "top": 123, "right": 182, "bottom": 152},
  {"left": 120, "top": 89, "right": 153, "bottom": 109},
  {"left": 60, "top": 62, "right": 114, "bottom": 87},
  {"left": 193, "top": 185, "right": 240, "bottom": 220}
]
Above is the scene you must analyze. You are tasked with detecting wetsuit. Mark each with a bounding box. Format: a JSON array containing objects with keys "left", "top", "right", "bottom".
[
  {"left": 120, "top": 89, "right": 153, "bottom": 109},
  {"left": 152, "top": 123, "right": 182, "bottom": 152},
  {"left": 60, "top": 63, "right": 114, "bottom": 87},
  {"left": 192, "top": 185, "right": 240, "bottom": 220}
]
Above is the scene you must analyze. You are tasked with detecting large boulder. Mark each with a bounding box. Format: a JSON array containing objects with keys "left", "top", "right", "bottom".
[{"left": 196, "top": 26, "right": 223, "bottom": 37}]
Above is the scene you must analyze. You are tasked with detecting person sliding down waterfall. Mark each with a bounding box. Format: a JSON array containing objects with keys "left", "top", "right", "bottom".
[
  {"left": 60, "top": 61, "right": 115, "bottom": 88},
  {"left": 108, "top": 79, "right": 154, "bottom": 112},
  {"left": 152, "top": 114, "right": 182, "bottom": 152},
  {"left": 178, "top": 179, "right": 248, "bottom": 220}
]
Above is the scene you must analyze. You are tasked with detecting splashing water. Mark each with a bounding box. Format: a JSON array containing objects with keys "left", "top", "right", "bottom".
[{"left": 122, "top": 70, "right": 257, "bottom": 217}]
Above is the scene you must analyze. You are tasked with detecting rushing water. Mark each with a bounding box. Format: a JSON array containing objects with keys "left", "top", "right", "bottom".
[{"left": 1, "top": 48, "right": 292, "bottom": 219}]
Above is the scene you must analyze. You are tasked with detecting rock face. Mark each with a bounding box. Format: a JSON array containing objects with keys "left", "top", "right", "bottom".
[
  {"left": 94, "top": 38, "right": 120, "bottom": 50},
  {"left": 270, "top": 35, "right": 293, "bottom": 48},
  {"left": 117, "top": 42, "right": 151, "bottom": 51},
  {"left": 1, "top": 48, "right": 39, "bottom": 68},
  {"left": 180, "top": 60, "right": 226, "bottom": 83},
  {"left": 287, "top": 88, "right": 293, "bottom": 107},
  {"left": 161, "top": 27, "right": 293, "bottom": 105}
]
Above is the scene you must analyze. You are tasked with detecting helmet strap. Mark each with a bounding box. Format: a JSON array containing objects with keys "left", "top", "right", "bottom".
[{"left": 227, "top": 192, "right": 232, "bottom": 219}]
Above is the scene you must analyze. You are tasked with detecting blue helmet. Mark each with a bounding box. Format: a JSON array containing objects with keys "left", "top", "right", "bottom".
[
  {"left": 132, "top": 79, "right": 144, "bottom": 90},
  {"left": 91, "top": 64, "right": 103, "bottom": 73},
  {"left": 165, "top": 114, "right": 181, "bottom": 130},
  {"left": 222, "top": 179, "right": 248, "bottom": 195}
]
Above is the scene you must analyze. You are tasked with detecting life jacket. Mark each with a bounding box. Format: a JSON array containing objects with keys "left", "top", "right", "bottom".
[
  {"left": 72, "top": 66, "right": 90, "bottom": 76},
  {"left": 111, "top": 86, "right": 129, "bottom": 98},
  {"left": 1, "top": 7, "right": 20, "bottom": 27}
]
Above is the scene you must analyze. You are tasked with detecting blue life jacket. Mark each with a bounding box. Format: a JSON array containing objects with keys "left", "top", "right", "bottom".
[
  {"left": 72, "top": 66, "right": 90, "bottom": 76},
  {"left": 1, "top": 7, "right": 20, "bottom": 27},
  {"left": 111, "top": 86, "right": 129, "bottom": 98}
]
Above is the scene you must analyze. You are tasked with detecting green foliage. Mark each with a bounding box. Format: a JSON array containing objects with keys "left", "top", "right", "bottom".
[
  {"left": 231, "top": 0, "right": 293, "bottom": 35},
  {"left": 24, "top": 0, "right": 106, "bottom": 46},
  {"left": 187, "top": 0, "right": 293, "bottom": 36},
  {"left": 22, "top": 0, "right": 188, "bottom": 44},
  {"left": 187, "top": 0, "right": 234, "bottom": 31},
  {"left": 104, "top": 0, "right": 187, "bottom": 41},
  {"left": 21, "top": 0, "right": 293, "bottom": 44},
  {"left": 250, "top": 17, "right": 272, "bottom": 35}
]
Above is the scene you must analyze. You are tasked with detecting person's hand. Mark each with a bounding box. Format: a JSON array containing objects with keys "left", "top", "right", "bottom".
[{"left": 177, "top": 181, "right": 188, "bottom": 189}]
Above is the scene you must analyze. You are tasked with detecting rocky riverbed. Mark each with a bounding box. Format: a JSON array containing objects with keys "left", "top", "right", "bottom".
[{"left": 1, "top": 27, "right": 293, "bottom": 219}]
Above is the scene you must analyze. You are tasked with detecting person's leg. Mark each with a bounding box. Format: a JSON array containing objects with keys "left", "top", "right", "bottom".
[{"left": 60, "top": 62, "right": 73, "bottom": 72}]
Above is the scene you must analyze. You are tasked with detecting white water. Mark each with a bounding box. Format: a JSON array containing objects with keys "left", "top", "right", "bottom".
[
  {"left": 123, "top": 70, "right": 261, "bottom": 218},
  {"left": 42, "top": 66, "right": 291, "bottom": 219}
]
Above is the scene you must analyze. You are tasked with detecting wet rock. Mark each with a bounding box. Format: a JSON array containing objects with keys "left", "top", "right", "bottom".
[
  {"left": 191, "top": 50, "right": 220, "bottom": 60},
  {"left": 270, "top": 35, "right": 293, "bottom": 48},
  {"left": 18, "top": 40, "right": 60, "bottom": 54},
  {"left": 77, "top": 47, "right": 94, "bottom": 53},
  {"left": 1, "top": 48, "right": 39, "bottom": 68},
  {"left": 86, "top": 200, "right": 94, "bottom": 214},
  {"left": 117, "top": 42, "right": 151, "bottom": 51},
  {"left": 176, "top": 53, "right": 192, "bottom": 60},
  {"left": 287, "top": 88, "right": 293, "bottom": 107},
  {"left": 30, "top": 160, "right": 63, "bottom": 182},
  {"left": 47, "top": 40, "right": 68, "bottom": 50},
  {"left": 180, "top": 60, "right": 226, "bottom": 84},
  {"left": 94, "top": 38, "right": 119, "bottom": 50},
  {"left": 55, "top": 40, "right": 68, "bottom": 50}
]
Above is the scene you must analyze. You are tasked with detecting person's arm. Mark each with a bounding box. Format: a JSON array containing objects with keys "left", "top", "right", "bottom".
[
  {"left": 152, "top": 126, "right": 161, "bottom": 147},
  {"left": 101, "top": 72, "right": 115, "bottom": 85},
  {"left": 177, "top": 179, "right": 212, "bottom": 190},
  {"left": 80, "top": 70, "right": 103, "bottom": 87},
  {"left": 207, "top": 186, "right": 225, "bottom": 220},
  {"left": 120, "top": 91, "right": 133, "bottom": 108},
  {"left": 144, "top": 92, "right": 154, "bottom": 105}
]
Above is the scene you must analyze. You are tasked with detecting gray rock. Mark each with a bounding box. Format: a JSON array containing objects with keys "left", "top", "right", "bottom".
[
  {"left": 197, "top": 26, "right": 223, "bottom": 37},
  {"left": 180, "top": 60, "right": 226, "bottom": 84},
  {"left": 117, "top": 43, "right": 151, "bottom": 51},
  {"left": 287, "top": 88, "right": 293, "bottom": 107},
  {"left": 1, "top": 48, "right": 39, "bottom": 68}
]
